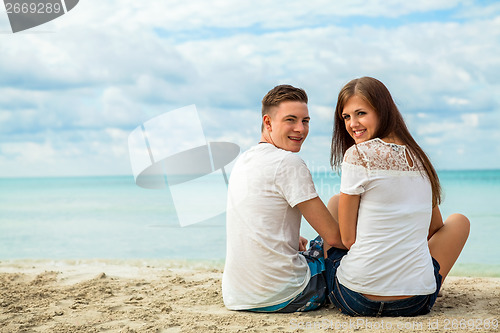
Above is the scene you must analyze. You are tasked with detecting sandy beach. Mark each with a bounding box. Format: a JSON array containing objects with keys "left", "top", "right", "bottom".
[{"left": 0, "top": 260, "right": 498, "bottom": 333}]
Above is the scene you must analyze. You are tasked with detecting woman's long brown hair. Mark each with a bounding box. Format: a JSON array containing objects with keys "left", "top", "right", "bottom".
[{"left": 330, "top": 77, "right": 442, "bottom": 207}]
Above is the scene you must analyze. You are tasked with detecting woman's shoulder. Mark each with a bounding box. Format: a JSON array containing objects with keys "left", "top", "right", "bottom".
[
  {"left": 343, "top": 139, "right": 385, "bottom": 165},
  {"left": 344, "top": 138, "right": 418, "bottom": 171},
  {"left": 357, "top": 138, "right": 392, "bottom": 150},
  {"left": 343, "top": 144, "right": 364, "bottom": 166}
]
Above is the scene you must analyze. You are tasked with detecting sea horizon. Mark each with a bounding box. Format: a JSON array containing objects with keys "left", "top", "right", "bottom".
[
  {"left": 1, "top": 170, "right": 499, "bottom": 277},
  {"left": 1, "top": 167, "right": 500, "bottom": 180}
]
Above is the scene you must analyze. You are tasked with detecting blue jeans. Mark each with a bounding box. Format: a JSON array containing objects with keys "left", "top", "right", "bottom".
[{"left": 324, "top": 247, "right": 443, "bottom": 317}]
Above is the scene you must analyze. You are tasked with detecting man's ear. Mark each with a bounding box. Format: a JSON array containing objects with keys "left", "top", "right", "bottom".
[{"left": 263, "top": 114, "right": 272, "bottom": 132}]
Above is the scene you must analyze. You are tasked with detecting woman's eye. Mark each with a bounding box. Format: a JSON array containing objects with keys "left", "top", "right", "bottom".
[{"left": 342, "top": 115, "right": 350, "bottom": 120}]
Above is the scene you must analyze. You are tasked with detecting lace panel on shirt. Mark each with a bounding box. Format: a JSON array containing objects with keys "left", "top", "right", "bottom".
[{"left": 344, "top": 139, "right": 423, "bottom": 172}]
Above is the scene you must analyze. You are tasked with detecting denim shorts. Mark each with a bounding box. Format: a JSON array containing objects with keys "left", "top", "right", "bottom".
[
  {"left": 248, "top": 237, "right": 327, "bottom": 313},
  {"left": 324, "top": 247, "right": 443, "bottom": 317}
]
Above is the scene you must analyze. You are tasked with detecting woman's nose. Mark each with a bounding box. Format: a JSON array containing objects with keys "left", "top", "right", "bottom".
[{"left": 349, "top": 117, "right": 359, "bottom": 128}]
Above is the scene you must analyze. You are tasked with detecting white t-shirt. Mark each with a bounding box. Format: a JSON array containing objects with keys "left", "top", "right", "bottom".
[
  {"left": 337, "top": 138, "right": 436, "bottom": 296},
  {"left": 222, "top": 143, "right": 318, "bottom": 310}
]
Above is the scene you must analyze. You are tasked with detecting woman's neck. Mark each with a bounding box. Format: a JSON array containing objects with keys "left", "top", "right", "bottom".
[{"left": 380, "top": 134, "right": 404, "bottom": 145}]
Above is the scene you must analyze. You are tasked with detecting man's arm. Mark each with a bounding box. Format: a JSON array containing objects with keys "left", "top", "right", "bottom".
[
  {"left": 299, "top": 236, "right": 308, "bottom": 251},
  {"left": 296, "top": 197, "right": 347, "bottom": 249}
]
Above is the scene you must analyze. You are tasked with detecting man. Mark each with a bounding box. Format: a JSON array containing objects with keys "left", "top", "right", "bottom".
[{"left": 222, "top": 84, "right": 345, "bottom": 313}]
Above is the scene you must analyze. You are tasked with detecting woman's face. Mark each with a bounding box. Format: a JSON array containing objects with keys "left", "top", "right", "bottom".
[{"left": 341, "top": 95, "right": 379, "bottom": 144}]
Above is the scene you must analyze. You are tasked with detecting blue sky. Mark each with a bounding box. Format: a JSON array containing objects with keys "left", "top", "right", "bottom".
[{"left": 0, "top": 0, "right": 499, "bottom": 177}]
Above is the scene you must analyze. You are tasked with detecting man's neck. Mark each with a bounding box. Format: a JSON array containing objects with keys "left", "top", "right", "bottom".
[{"left": 260, "top": 132, "right": 272, "bottom": 146}]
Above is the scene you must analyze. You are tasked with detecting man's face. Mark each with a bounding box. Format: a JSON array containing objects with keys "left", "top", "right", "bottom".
[{"left": 265, "top": 101, "right": 309, "bottom": 152}]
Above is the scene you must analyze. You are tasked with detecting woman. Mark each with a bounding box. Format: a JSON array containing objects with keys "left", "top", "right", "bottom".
[{"left": 324, "top": 77, "right": 470, "bottom": 316}]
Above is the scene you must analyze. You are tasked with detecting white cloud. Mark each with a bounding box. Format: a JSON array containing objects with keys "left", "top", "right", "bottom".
[
  {"left": 64, "top": 0, "right": 465, "bottom": 30},
  {"left": 0, "top": 127, "right": 133, "bottom": 177},
  {"left": 454, "top": 1, "right": 500, "bottom": 20},
  {"left": 1, "top": 0, "right": 499, "bottom": 176},
  {"left": 416, "top": 112, "right": 480, "bottom": 137},
  {"left": 1, "top": 141, "right": 57, "bottom": 161},
  {"left": 446, "top": 97, "right": 470, "bottom": 106},
  {"left": 309, "top": 105, "right": 334, "bottom": 122},
  {"left": 461, "top": 113, "right": 479, "bottom": 127}
]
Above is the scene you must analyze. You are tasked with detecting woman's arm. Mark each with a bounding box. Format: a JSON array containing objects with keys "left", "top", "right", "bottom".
[
  {"left": 338, "top": 193, "right": 360, "bottom": 250},
  {"left": 428, "top": 205, "right": 444, "bottom": 240}
]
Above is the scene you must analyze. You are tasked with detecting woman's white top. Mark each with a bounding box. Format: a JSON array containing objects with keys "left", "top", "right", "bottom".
[{"left": 337, "top": 138, "right": 437, "bottom": 296}]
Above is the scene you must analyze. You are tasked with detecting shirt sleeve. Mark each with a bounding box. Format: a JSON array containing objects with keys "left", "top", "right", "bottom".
[
  {"left": 340, "top": 146, "right": 369, "bottom": 195},
  {"left": 275, "top": 153, "right": 318, "bottom": 207}
]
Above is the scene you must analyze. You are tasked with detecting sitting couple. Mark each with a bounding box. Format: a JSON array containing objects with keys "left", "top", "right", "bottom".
[{"left": 222, "top": 78, "right": 470, "bottom": 316}]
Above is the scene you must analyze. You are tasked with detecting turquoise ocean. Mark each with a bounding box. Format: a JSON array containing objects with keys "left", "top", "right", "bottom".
[{"left": 1, "top": 170, "right": 499, "bottom": 276}]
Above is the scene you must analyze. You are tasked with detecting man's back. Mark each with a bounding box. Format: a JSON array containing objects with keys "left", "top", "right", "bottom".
[{"left": 222, "top": 143, "right": 317, "bottom": 310}]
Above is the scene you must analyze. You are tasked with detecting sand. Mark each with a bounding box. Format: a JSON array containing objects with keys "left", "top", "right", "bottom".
[{"left": 0, "top": 260, "right": 499, "bottom": 333}]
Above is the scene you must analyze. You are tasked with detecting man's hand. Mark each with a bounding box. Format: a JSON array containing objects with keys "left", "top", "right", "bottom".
[
  {"left": 296, "top": 197, "right": 346, "bottom": 249},
  {"left": 299, "top": 236, "right": 308, "bottom": 251}
]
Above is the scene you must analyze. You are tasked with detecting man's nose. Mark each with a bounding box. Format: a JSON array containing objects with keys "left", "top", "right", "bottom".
[{"left": 295, "top": 122, "right": 305, "bottom": 132}]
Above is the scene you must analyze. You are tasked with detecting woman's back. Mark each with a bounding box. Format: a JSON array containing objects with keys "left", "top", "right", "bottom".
[{"left": 337, "top": 138, "right": 436, "bottom": 296}]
